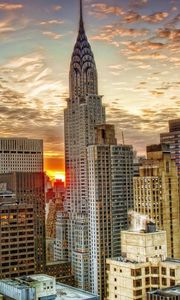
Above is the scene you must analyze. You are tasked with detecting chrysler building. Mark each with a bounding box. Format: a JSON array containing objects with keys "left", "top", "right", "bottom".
[{"left": 64, "top": 0, "right": 105, "bottom": 289}]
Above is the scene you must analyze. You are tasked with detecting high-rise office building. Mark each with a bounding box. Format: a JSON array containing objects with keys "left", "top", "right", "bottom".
[
  {"left": 0, "top": 138, "right": 43, "bottom": 173},
  {"left": 0, "top": 137, "right": 46, "bottom": 273},
  {"left": 0, "top": 172, "right": 46, "bottom": 273},
  {"left": 0, "top": 190, "right": 35, "bottom": 279},
  {"left": 64, "top": 0, "right": 105, "bottom": 289},
  {"left": 54, "top": 212, "right": 69, "bottom": 261},
  {"left": 160, "top": 119, "right": 180, "bottom": 176},
  {"left": 87, "top": 124, "right": 134, "bottom": 299},
  {"left": 134, "top": 144, "right": 180, "bottom": 258},
  {"left": 106, "top": 215, "right": 180, "bottom": 300}
]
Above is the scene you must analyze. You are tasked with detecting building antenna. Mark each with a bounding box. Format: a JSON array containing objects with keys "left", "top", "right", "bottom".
[{"left": 122, "top": 131, "right": 125, "bottom": 145}]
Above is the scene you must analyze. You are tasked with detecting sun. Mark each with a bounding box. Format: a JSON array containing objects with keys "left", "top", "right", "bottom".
[
  {"left": 54, "top": 172, "right": 65, "bottom": 181},
  {"left": 46, "top": 170, "right": 65, "bottom": 182}
]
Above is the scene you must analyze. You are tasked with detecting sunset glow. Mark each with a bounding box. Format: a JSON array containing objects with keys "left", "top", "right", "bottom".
[
  {"left": 46, "top": 170, "right": 65, "bottom": 182},
  {"left": 0, "top": 0, "right": 179, "bottom": 166}
]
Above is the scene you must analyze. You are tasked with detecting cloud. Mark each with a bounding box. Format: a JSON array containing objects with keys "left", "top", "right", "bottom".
[
  {"left": 0, "top": 2, "right": 23, "bottom": 10},
  {"left": 40, "top": 19, "right": 64, "bottom": 25},
  {"left": 0, "top": 20, "right": 15, "bottom": 34},
  {"left": 128, "top": 53, "right": 168, "bottom": 61},
  {"left": 0, "top": 16, "right": 30, "bottom": 39},
  {"left": 142, "top": 12, "right": 168, "bottom": 23},
  {"left": 53, "top": 5, "right": 62, "bottom": 11},
  {"left": 166, "top": 13, "right": 180, "bottom": 27},
  {"left": 0, "top": 51, "right": 67, "bottom": 158},
  {"left": 129, "top": 0, "right": 148, "bottom": 9},
  {"left": 150, "top": 90, "right": 164, "bottom": 96},
  {"left": 157, "top": 28, "right": 180, "bottom": 42},
  {"left": 90, "top": 3, "right": 124, "bottom": 18},
  {"left": 42, "top": 31, "right": 63, "bottom": 40},
  {"left": 124, "top": 11, "right": 168, "bottom": 24},
  {"left": 91, "top": 24, "right": 149, "bottom": 44},
  {"left": 106, "top": 104, "right": 180, "bottom": 153},
  {"left": 122, "top": 41, "right": 165, "bottom": 53}
]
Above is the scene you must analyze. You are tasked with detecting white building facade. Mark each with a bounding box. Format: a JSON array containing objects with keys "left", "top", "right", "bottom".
[
  {"left": 63, "top": 0, "right": 105, "bottom": 290},
  {"left": 87, "top": 125, "right": 134, "bottom": 299}
]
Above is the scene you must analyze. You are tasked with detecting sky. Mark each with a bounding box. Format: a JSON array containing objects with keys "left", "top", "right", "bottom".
[{"left": 0, "top": 0, "right": 180, "bottom": 178}]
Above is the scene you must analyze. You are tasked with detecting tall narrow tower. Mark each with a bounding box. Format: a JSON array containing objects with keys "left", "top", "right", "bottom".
[{"left": 64, "top": 0, "right": 105, "bottom": 289}]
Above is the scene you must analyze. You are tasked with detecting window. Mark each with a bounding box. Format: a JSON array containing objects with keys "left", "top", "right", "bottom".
[
  {"left": 151, "top": 277, "right": 159, "bottom": 285},
  {"left": 145, "top": 267, "right": 149, "bottom": 275},
  {"left": 133, "top": 290, "right": 142, "bottom": 296},
  {"left": 151, "top": 267, "right": 159, "bottom": 275},
  {"left": 170, "top": 269, "right": 175, "bottom": 277},
  {"left": 133, "top": 279, "right": 142, "bottom": 288},
  {"left": 131, "top": 268, "right": 142, "bottom": 277},
  {"left": 170, "top": 279, "right": 175, "bottom": 286},
  {"left": 162, "top": 278, "right": 167, "bottom": 285},
  {"left": 161, "top": 267, "right": 166, "bottom": 275}
]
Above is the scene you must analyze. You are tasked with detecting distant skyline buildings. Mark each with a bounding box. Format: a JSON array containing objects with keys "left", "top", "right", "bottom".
[{"left": 0, "top": 0, "right": 179, "bottom": 176}]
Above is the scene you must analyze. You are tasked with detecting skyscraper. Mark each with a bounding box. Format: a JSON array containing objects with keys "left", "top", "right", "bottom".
[
  {"left": 160, "top": 119, "right": 180, "bottom": 176},
  {"left": 134, "top": 144, "right": 180, "bottom": 258},
  {"left": 87, "top": 124, "right": 133, "bottom": 299},
  {"left": 0, "top": 172, "right": 46, "bottom": 273},
  {"left": 0, "top": 189, "right": 35, "bottom": 279},
  {"left": 64, "top": 0, "right": 105, "bottom": 289},
  {"left": 0, "top": 137, "right": 46, "bottom": 273},
  {"left": 0, "top": 138, "right": 43, "bottom": 173}
]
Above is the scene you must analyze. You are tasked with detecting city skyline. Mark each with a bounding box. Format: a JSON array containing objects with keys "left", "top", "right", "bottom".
[{"left": 0, "top": 0, "right": 180, "bottom": 178}]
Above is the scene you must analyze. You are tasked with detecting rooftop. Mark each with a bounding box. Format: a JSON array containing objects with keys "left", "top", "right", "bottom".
[
  {"left": 149, "top": 285, "right": 180, "bottom": 296},
  {"left": 0, "top": 279, "right": 29, "bottom": 290},
  {"left": 0, "top": 276, "right": 99, "bottom": 300},
  {"left": 56, "top": 283, "right": 98, "bottom": 300},
  {"left": 164, "top": 258, "right": 180, "bottom": 265},
  {"left": 108, "top": 256, "right": 141, "bottom": 265}
]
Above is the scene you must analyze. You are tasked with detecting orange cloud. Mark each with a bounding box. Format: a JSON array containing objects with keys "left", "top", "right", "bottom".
[
  {"left": 124, "top": 11, "right": 168, "bottom": 24},
  {"left": 0, "top": 2, "right": 23, "bottom": 10},
  {"left": 53, "top": 5, "right": 62, "bottom": 11},
  {"left": 40, "top": 20, "right": 64, "bottom": 25},
  {"left": 90, "top": 3, "right": 124, "bottom": 18},
  {"left": 42, "top": 31, "right": 63, "bottom": 40}
]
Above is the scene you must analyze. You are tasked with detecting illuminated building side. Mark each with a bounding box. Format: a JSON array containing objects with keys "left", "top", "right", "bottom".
[{"left": 134, "top": 144, "right": 180, "bottom": 258}]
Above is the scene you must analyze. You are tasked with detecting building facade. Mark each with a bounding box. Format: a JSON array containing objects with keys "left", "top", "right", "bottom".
[
  {"left": 63, "top": 0, "right": 105, "bottom": 290},
  {"left": 0, "top": 137, "right": 46, "bottom": 274},
  {"left": 54, "top": 212, "right": 69, "bottom": 261},
  {"left": 134, "top": 144, "right": 180, "bottom": 258},
  {"left": 0, "top": 138, "right": 43, "bottom": 173},
  {"left": 0, "top": 192, "right": 35, "bottom": 279},
  {"left": 87, "top": 124, "right": 133, "bottom": 299},
  {"left": 0, "top": 172, "right": 46, "bottom": 273},
  {"left": 160, "top": 119, "right": 180, "bottom": 176},
  {"left": 106, "top": 220, "right": 180, "bottom": 300}
]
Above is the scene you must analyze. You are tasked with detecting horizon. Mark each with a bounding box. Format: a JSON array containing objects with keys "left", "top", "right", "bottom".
[{"left": 0, "top": 0, "right": 179, "bottom": 178}]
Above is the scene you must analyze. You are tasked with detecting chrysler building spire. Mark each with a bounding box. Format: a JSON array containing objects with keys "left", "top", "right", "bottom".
[
  {"left": 69, "top": 0, "right": 98, "bottom": 99},
  {"left": 79, "top": 0, "right": 83, "bottom": 29}
]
